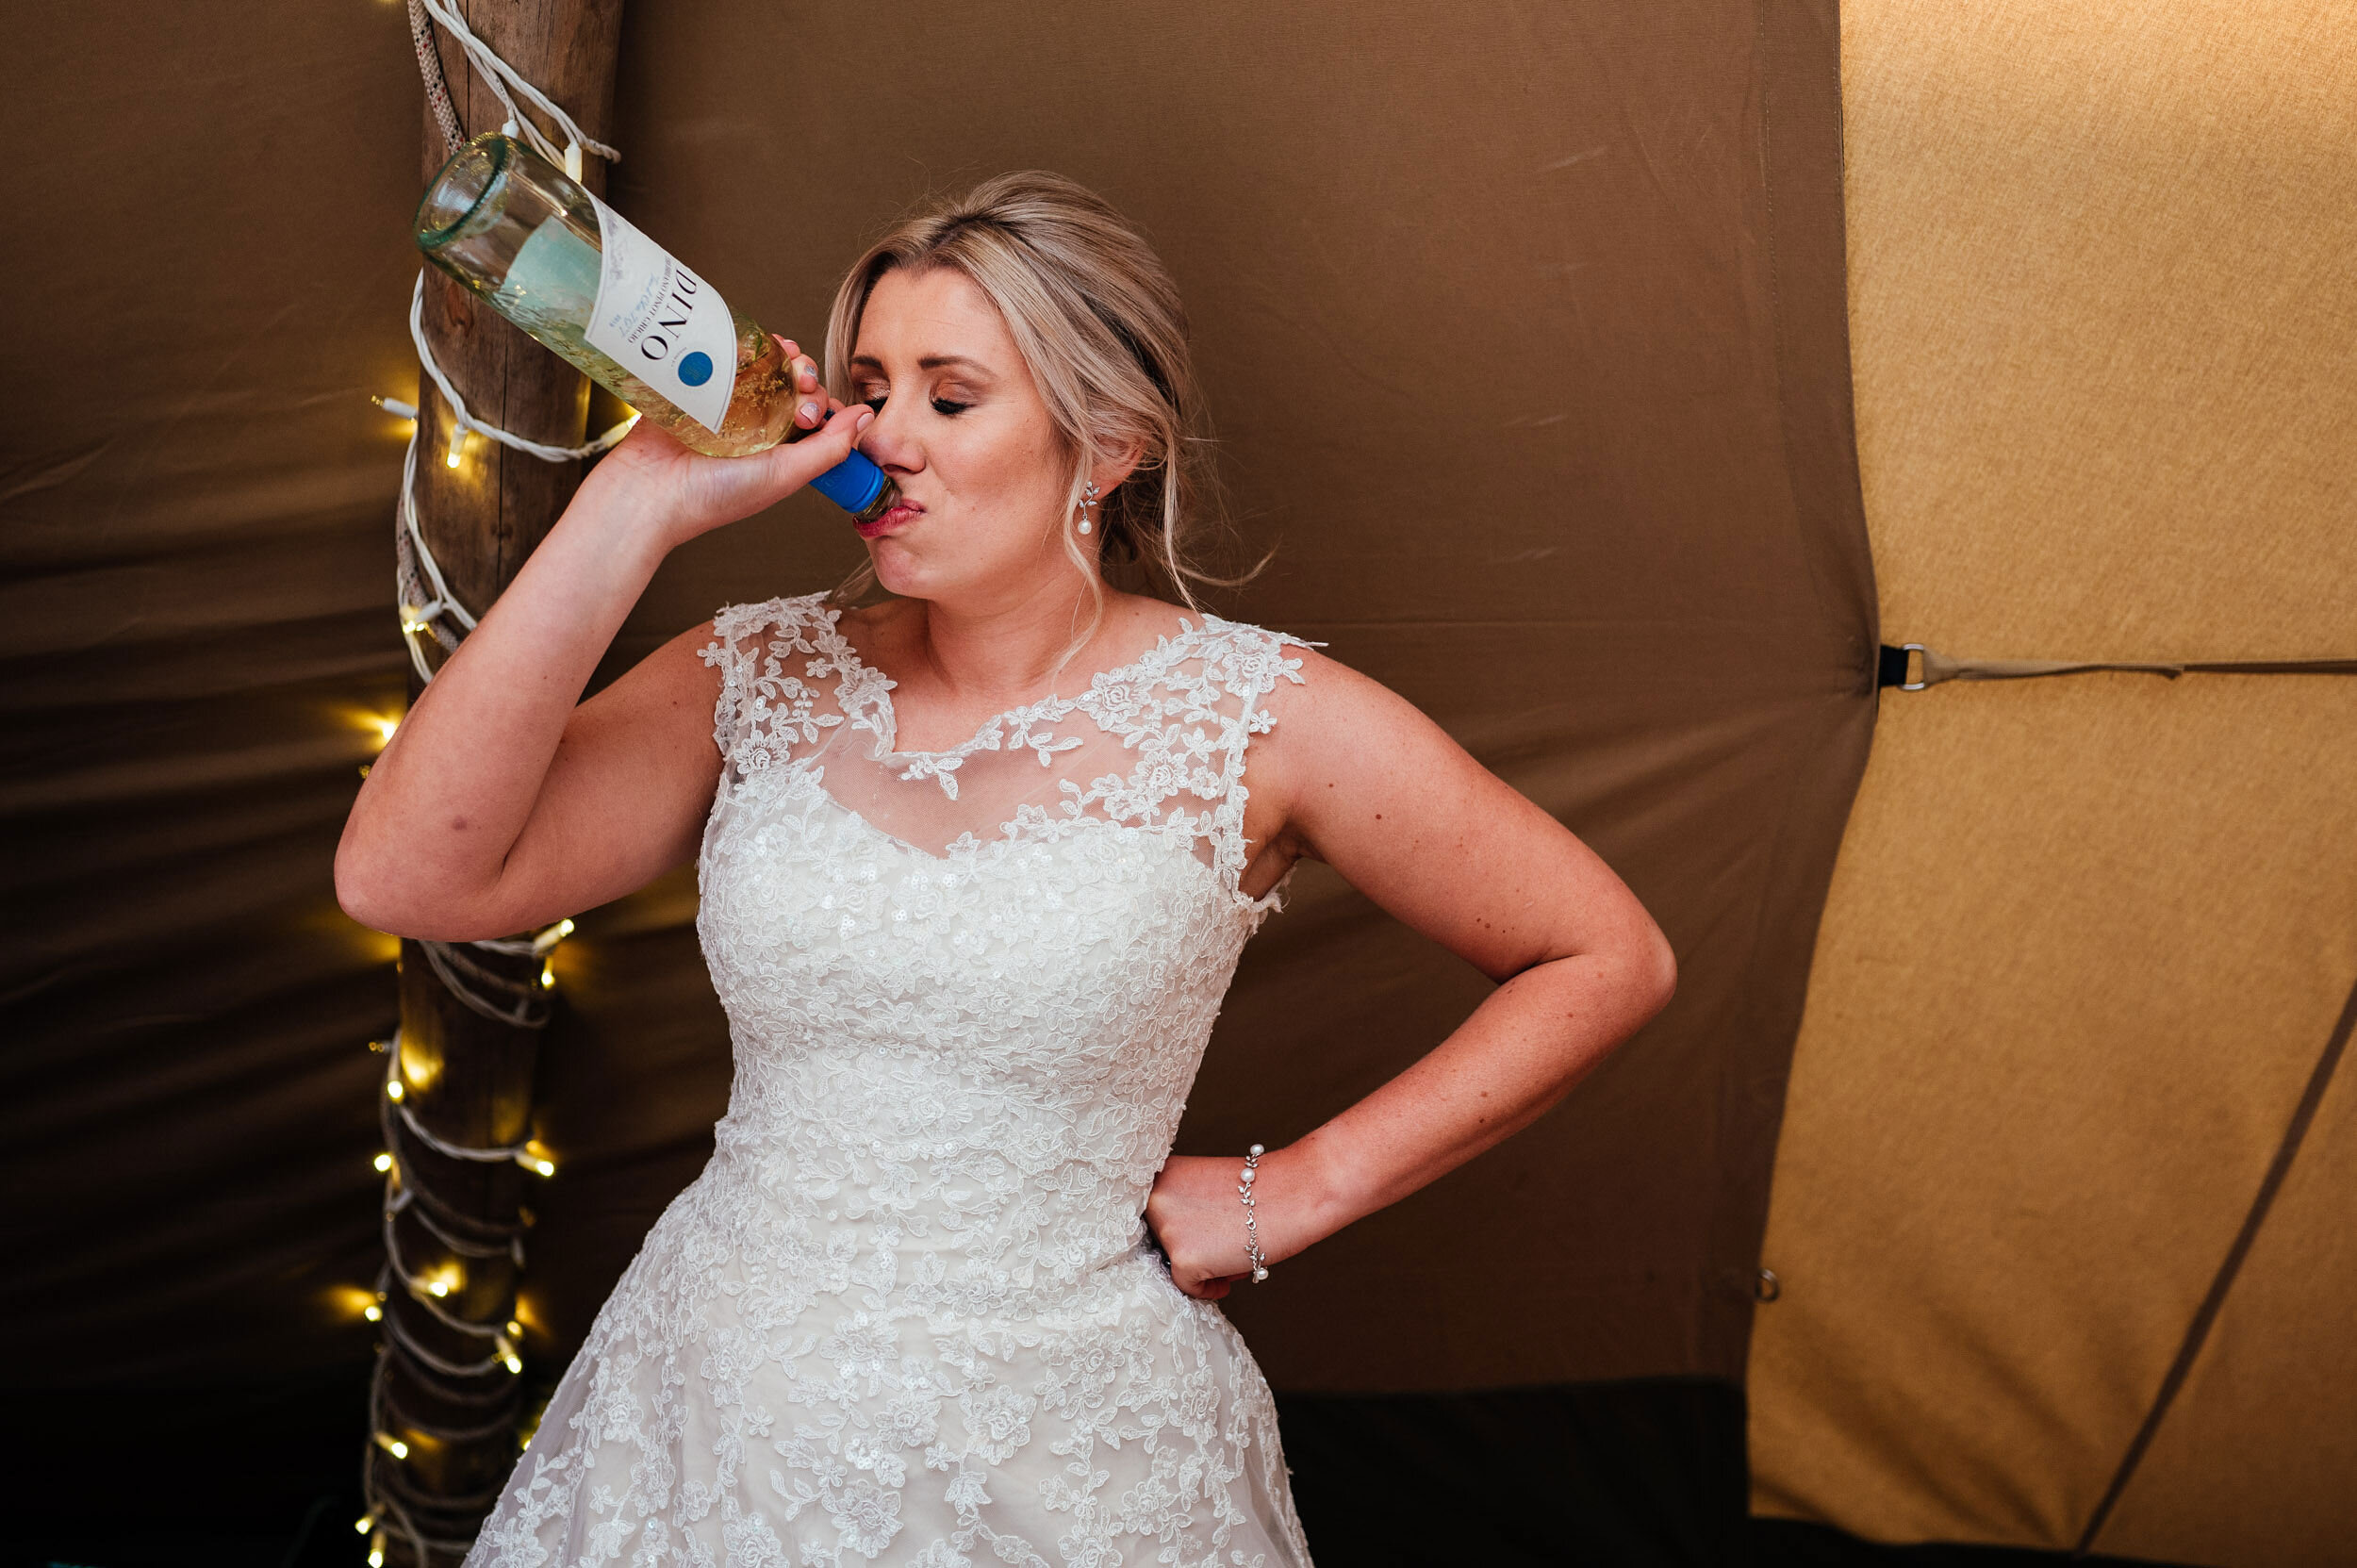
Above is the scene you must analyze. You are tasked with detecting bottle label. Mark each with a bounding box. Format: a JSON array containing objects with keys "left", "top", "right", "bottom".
[{"left": 584, "top": 198, "right": 737, "bottom": 435}]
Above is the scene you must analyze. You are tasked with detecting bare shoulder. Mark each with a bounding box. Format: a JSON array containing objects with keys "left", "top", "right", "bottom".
[
  {"left": 1228, "top": 632, "right": 1476, "bottom": 880},
  {"left": 1247, "top": 636, "right": 1449, "bottom": 781}
]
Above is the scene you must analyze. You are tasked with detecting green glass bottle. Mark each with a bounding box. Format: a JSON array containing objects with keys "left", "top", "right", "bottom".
[{"left": 413, "top": 132, "right": 894, "bottom": 520}]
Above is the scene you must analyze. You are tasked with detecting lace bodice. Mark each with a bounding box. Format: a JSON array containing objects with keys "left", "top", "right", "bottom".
[{"left": 467, "top": 593, "right": 1317, "bottom": 1568}]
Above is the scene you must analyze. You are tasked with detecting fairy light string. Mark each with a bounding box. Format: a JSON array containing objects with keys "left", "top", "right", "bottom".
[
  {"left": 361, "top": 987, "right": 559, "bottom": 1556},
  {"left": 358, "top": 5, "right": 619, "bottom": 1558},
  {"left": 386, "top": 274, "right": 637, "bottom": 686}
]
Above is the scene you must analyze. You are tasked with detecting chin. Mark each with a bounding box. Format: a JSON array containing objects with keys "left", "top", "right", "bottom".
[{"left": 866, "top": 545, "right": 931, "bottom": 601}]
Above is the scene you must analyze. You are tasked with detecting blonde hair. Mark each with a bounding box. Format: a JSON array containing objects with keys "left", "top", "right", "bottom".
[{"left": 821, "top": 171, "right": 1248, "bottom": 625}]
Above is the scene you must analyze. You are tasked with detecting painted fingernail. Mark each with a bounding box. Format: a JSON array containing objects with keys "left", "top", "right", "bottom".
[{"left": 799, "top": 402, "right": 818, "bottom": 422}]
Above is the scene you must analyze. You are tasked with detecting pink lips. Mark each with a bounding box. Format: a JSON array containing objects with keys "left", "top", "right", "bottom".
[{"left": 856, "top": 501, "right": 921, "bottom": 539}]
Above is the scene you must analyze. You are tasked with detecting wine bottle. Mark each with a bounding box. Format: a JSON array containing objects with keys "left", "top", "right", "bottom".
[{"left": 413, "top": 132, "right": 895, "bottom": 522}]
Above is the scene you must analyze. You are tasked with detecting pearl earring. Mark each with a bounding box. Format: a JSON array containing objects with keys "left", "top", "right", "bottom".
[{"left": 1078, "top": 482, "right": 1100, "bottom": 536}]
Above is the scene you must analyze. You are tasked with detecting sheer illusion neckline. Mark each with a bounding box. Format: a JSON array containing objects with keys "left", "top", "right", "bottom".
[{"left": 807, "top": 604, "right": 1227, "bottom": 763}]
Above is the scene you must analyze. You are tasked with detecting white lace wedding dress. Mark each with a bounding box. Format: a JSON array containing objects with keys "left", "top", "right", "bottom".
[{"left": 467, "top": 592, "right": 1318, "bottom": 1568}]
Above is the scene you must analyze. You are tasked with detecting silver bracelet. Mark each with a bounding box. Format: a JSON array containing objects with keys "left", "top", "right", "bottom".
[{"left": 1239, "top": 1143, "right": 1270, "bottom": 1282}]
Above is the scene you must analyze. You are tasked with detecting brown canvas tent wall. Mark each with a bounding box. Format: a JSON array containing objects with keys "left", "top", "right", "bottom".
[{"left": 5, "top": 0, "right": 1870, "bottom": 1554}]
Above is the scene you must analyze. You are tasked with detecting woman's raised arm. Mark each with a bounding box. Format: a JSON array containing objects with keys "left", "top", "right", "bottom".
[
  {"left": 335, "top": 347, "right": 873, "bottom": 941},
  {"left": 1146, "top": 649, "right": 1679, "bottom": 1297}
]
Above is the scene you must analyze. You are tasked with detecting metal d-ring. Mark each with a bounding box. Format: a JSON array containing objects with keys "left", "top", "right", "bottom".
[{"left": 1899, "top": 643, "right": 1927, "bottom": 691}]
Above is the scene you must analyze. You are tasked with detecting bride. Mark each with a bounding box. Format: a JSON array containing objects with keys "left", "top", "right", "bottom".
[{"left": 338, "top": 171, "right": 1675, "bottom": 1567}]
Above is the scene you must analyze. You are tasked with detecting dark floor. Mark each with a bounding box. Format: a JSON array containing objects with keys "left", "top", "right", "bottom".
[
  {"left": 6, "top": 1377, "right": 2183, "bottom": 1568},
  {"left": 1277, "top": 1382, "right": 2176, "bottom": 1568}
]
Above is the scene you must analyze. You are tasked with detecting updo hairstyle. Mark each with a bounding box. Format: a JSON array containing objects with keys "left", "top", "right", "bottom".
[{"left": 822, "top": 171, "right": 1242, "bottom": 613}]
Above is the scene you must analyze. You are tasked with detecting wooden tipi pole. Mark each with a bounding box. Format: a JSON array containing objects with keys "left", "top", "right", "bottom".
[{"left": 369, "top": 2, "right": 623, "bottom": 1560}]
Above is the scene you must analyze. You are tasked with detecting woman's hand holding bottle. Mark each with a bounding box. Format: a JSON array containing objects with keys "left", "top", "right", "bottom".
[{"left": 585, "top": 336, "right": 875, "bottom": 556}]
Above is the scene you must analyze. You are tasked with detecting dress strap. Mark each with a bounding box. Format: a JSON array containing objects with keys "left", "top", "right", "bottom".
[
  {"left": 700, "top": 593, "right": 837, "bottom": 778},
  {"left": 1201, "top": 619, "right": 1317, "bottom": 912}
]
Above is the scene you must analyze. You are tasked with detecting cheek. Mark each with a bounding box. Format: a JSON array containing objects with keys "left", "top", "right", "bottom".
[{"left": 935, "top": 416, "right": 1067, "bottom": 528}]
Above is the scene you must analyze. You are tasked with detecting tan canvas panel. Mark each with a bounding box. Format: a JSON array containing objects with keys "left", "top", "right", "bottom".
[
  {"left": 1844, "top": 0, "right": 2357, "bottom": 662},
  {"left": 1751, "top": 0, "right": 2357, "bottom": 1548},
  {"left": 1750, "top": 678, "right": 2357, "bottom": 1544},
  {"left": 2092, "top": 1028, "right": 2357, "bottom": 1567}
]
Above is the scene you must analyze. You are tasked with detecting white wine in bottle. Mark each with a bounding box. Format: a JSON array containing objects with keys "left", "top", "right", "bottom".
[{"left": 414, "top": 132, "right": 893, "bottom": 521}]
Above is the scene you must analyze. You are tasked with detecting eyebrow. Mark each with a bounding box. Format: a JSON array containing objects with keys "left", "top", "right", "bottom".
[{"left": 849, "top": 353, "right": 995, "bottom": 375}]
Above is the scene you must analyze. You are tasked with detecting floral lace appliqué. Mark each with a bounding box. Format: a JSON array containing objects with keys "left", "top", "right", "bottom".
[{"left": 467, "top": 595, "right": 1317, "bottom": 1568}]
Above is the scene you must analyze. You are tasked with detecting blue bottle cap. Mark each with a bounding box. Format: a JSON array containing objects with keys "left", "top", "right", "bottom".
[{"left": 808, "top": 449, "right": 889, "bottom": 518}]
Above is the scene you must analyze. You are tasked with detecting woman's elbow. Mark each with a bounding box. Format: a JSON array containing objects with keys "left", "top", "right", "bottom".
[
  {"left": 336, "top": 831, "right": 523, "bottom": 942},
  {"left": 1624, "top": 919, "right": 1678, "bottom": 1024},
  {"left": 335, "top": 837, "right": 409, "bottom": 937},
  {"left": 334, "top": 825, "right": 453, "bottom": 940}
]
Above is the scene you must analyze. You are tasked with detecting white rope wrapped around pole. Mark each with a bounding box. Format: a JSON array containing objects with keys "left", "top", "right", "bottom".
[{"left": 412, "top": 0, "right": 618, "bottom": 173}]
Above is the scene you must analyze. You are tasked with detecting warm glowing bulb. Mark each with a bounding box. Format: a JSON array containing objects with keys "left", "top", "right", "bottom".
[
  {"left": 505, "top": 1352, "right": 524, "bottom": 1374},
  {"left": 506, "top": 1319, "right": 523, "bottom": 1337},
  {"left": 364, "top": 1302, "right": 383, "bottom": 1322},
  {"left": 445, "top": 432, "right": 464, "bottom": 470},
  {"left": 532, "top": 1157, "right": 555, "bottom": 1177},
  {"left": 355, "top": 1512, "right": 377, "bottom": 1534},
  {"left": 373, "top": 1152, "right": 394, "bottom": 1173},
  {"left": 370, "top": 1545, "right": 386, "bottom": 1568},
  {"left": 374, "top": 1432, "right": 410, "bottom": 1460},
  {"left": 539, "top": 963, "right": 556, "bottom": 989},
  {"left": 371, "top": 714, "right": 400, "bottom": 747},
  {"left": 429, "top": 1281, "right": 449, "bottom": 1297},
  {"left": 399, "top": 1049, "right": 439, "bottom": 1094},
  {"left": 559, "top": 918, "right": 576, "bottom": 938},
  {"left": 387, "top": 1080, "right": 404, "bottom": 1102}
]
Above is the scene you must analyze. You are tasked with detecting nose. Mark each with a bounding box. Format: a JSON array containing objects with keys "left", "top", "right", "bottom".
[{"left": 856, "top": 397, "right": 924, "bottom": 478}]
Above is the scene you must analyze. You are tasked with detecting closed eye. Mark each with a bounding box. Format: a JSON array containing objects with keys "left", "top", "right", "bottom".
[{"left": 931, "top": 397, "right": 971, "bottom": 416}]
